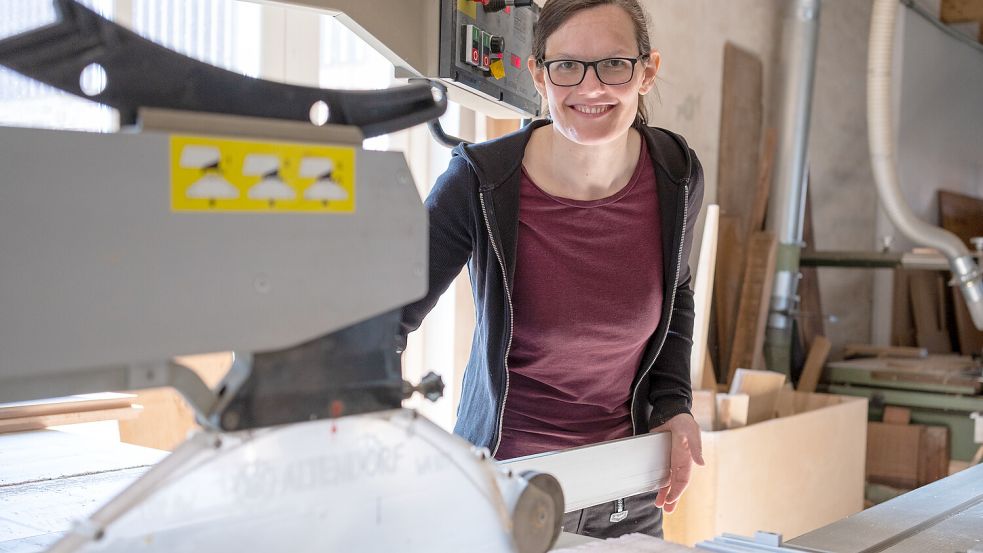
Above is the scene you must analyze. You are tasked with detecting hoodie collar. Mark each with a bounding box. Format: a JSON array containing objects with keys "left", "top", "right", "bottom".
[{"left": 452, "top": 119, "right": 693, "bottom": 192}]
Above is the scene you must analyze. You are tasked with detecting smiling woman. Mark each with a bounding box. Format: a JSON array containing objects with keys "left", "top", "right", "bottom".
[{"left": 398, "top": 0, "right": 705, "bottom": 541}]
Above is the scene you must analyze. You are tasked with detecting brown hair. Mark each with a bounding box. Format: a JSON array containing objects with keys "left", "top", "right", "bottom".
[{"left": 532, "top": 0, "right": 653, "bottom": 123}]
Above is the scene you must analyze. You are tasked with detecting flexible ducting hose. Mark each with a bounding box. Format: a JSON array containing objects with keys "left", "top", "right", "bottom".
[{"left": 868, "top": 0, "right": 983, "bottom": 330}]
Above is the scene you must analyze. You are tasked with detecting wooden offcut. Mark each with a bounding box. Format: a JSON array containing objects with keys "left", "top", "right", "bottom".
[
  {"left": 730, "top": 368, "right": 786, "bottom": 424},
  {"left": 727, "top": 231, "right": 778, "bottom": 383},
  {"left": 941, "top": 0, "right": 983, "bottom": 22},
  {"left": 883, "top": 406, "right": 912, "bottom": 425},
  {"left": 918, "top": 426, "right": 950, "bottom": 486},
  {"left": 797, "top": 335, "right": 831, "bottom": 393},
  {"left": 866, "top": 422, "right": 922, "bottom": 489},
  {"left": 692, "top": 389, "right": 718, "bottom": 432}
]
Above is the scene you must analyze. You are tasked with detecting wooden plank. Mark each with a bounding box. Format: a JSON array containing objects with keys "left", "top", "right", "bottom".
[
  {"left": 866, "top": 422, "right": 922, "bottom": 489},
  {"left": 843, "top": 344, "right": 928, "bottom": 358},
  {"left": 714, "top": 215, "right": 743, "bottom": 383},
  {"left": 748, "top": 128, "right": 777, "bottom": 237},
  {"left": 0, "top": 406, "right": 140, "bottom": 435},
  {"left": 937, "top": 189, "right": 983, "bottom": 355},
  {"left": 701, "top": 348, "right": 719, "bottom": 391},
  {"left": 798, "top": 185, "right": 825, "bottom": 356},
  {"left": 0, "top": 394, "right": 135, "bottom": 420},
  {"left": 691, "top": 205, "right": 720, "bottom": 388},
  {"left": 717, "top": 42, "right": 764, "bottom": 238},
  {"left": 883, "top": 406, "right": 912, "bottom": 425},
  {"left": 941, "top": 0, "right": 983, "bottom": 23},
  {"left": 918, "top": 426, "right": 950, "bottom": 486},
  {"left": 908, "top": 271, "right": 954, "bottom": 354},
  {"left": 729, "top": 368, "right": 786, "bottom": 425},
  {"left": 796, "top": 335, "right": 831, "bottom": 393},
  {"left": 727, "top": 231, "right": 778, "bottom": 383},
  {"left": 692, "top": 389, "right": 717, "bottom": 432},
  {"left": 891, "top": 269, "right": 918, "bottom": 347},
  {"left": 715, "top": 392, "right": 749, "bottom": 430}
]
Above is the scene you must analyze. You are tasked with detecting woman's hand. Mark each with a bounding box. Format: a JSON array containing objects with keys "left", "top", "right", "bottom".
[{"left": 649, "top": 413, "right": 705, "bottom": 513}]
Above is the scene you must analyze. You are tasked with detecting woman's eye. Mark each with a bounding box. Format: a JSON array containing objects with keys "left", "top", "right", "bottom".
[{"left": 601, "top": 59, "right": 628, "bottom": 69}]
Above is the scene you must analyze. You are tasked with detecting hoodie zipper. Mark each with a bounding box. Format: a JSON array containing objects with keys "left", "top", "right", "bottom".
[
  {"left": 479, "top": 191, "right": 513, "bottom": 458},
  {"left": 629, "top": 183, "right": 689, "bottom": 434}
]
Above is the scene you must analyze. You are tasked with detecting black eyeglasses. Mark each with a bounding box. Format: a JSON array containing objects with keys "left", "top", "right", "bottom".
[{"left": 538, "top": 55, "right": 648, "bottom": 87}]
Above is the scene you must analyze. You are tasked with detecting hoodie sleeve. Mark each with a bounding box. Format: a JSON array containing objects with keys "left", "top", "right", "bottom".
[
  {"left": 397, "top": 154, "right": 477, "bottom": 353},
  {"left": 647, "top": 148, "right": 705, "bottom": 428}
]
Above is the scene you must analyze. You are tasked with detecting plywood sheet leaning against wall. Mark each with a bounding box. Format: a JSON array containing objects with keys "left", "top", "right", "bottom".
[
  {"left": 938, "top": 189, "right": 983, "bottom": 355},
  {"left": 663, "top": 392, "right": 867, "bottom": 546},
  {"left": 713, "top": 42, "right": 763, "bottom": 380}
]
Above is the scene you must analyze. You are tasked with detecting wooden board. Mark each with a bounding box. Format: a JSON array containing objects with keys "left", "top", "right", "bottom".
[
  {"left": 797, "top": 335, "right": 831, "bottom": 393},
  {"left": 715, "top": 393, "right": 749, "bottom": 429},
  {"left": 937, "top": 189, "right": 983, "bottom": 355},
  {"left": 692, "top": 389, "right": 717, "bottom": 432},
  {"left": 908, "top": 271, "right": 954, "bottom": 354},
  {"left": 891, "top": 269, "right": 918, "bottom": 347},
  {"left": 883, "top": 406, "right": 912, "bottom": 425},
  {"left": 866, "top": 422, "right": 922, "bottom": 489},
  {"left": 727, "top": 231, "right": 778, "bottom": 383},
  {"left": 918, "top": 426, "right": 950, "bottom": 486},
  {"left": 748, "top": 128, "right": 777, "bottom": 237},
  {"left": 717, "top": 42, "right": 763, "bottom": 238},
  {"left": 941, "top": 0, "right": 983, "bottom": 23},
  {"left": 691, "top": 205, "right": 720, "bottom": 388},
  {"left": 729, "top": 368, "right": 786, "bottom": 424},
  {"left": 714, "top": 215, "right": 743, "bottom": 383}
]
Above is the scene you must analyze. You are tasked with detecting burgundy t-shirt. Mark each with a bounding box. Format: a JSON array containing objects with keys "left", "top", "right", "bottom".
[{"left": 496, "top": 145, "right": 664, "bottom": 460}]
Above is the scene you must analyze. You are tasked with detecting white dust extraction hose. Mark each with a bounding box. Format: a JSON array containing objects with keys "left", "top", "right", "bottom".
[{"left": 868, "top": 0, "right": 983, "bottom": 330}]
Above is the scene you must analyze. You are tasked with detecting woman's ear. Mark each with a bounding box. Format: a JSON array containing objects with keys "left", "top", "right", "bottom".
[
  {"left": 528, "top": 57, "right": 548, "bottom": 98},
  {"left": 638, "top": 49, "right": 661, "bottom": 95}
]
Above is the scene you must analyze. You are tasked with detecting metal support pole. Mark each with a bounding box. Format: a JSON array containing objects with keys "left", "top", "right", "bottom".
[{"left": 764, "top": 0, "right": 822, "bottom": 376}]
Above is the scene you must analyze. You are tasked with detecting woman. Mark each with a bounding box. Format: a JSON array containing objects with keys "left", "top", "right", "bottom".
[{"left": 399, "top": 0, "right": 704, "bottom": 539}]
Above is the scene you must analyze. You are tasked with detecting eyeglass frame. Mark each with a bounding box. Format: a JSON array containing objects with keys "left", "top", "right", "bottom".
[{"left": 536, "top": 54, "right": 650, "bottom": 87}]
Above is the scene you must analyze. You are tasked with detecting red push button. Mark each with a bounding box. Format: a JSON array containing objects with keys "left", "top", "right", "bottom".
[
  {"left": 472, "top": 48, "right": 480, "bottom": 63},
  {"left": 511, "top": 53, "right": 522, "bottom": 68}
]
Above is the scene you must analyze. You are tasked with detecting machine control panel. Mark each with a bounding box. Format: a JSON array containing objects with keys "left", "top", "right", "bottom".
[{"left": 439, "top": 1, "right": 541, "bottom": 118}]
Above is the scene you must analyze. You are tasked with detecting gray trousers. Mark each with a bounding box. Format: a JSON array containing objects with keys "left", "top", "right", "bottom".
[{"left": 561, "top": 490, "right": 663, "bottom": 539}]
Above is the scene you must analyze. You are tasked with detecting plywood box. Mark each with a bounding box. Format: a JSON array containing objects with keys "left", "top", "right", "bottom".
[{"left": 663, "top": 392, "right": 867, "bottom": 547}]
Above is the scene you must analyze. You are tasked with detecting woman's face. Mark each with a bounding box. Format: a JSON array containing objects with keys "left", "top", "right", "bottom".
[{"left": 529, "top": 4, "right": 660, "bottom": 146}]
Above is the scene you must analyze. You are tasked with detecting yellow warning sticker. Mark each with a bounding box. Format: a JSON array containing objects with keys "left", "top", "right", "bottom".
[
  {"left": 169, "top": 135, "right": 356, "bottom": 213},
  {"left": 457, "top": 0, "right": 477, "bottom": 19}
]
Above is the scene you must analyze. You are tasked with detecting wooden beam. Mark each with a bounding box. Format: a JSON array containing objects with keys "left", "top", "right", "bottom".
[
  {"left": 797, "top": 335, "right": 831, "bottom": 393},
  {"left": 941, "top": 0, "right": 983, "bottom": 23}
]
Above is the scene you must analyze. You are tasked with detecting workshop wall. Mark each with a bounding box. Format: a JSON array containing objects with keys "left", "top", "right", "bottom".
[
  {"left": 808, "top": 1, "right": 878, "bottom": 351},
  {"left": 642, "top": 0, "right": 879, "bottom": 353}
]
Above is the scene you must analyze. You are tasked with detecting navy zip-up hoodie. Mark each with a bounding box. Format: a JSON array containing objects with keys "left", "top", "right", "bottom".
[{"left": 399, "top": 119, "right": 704, "bottom": 456}]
